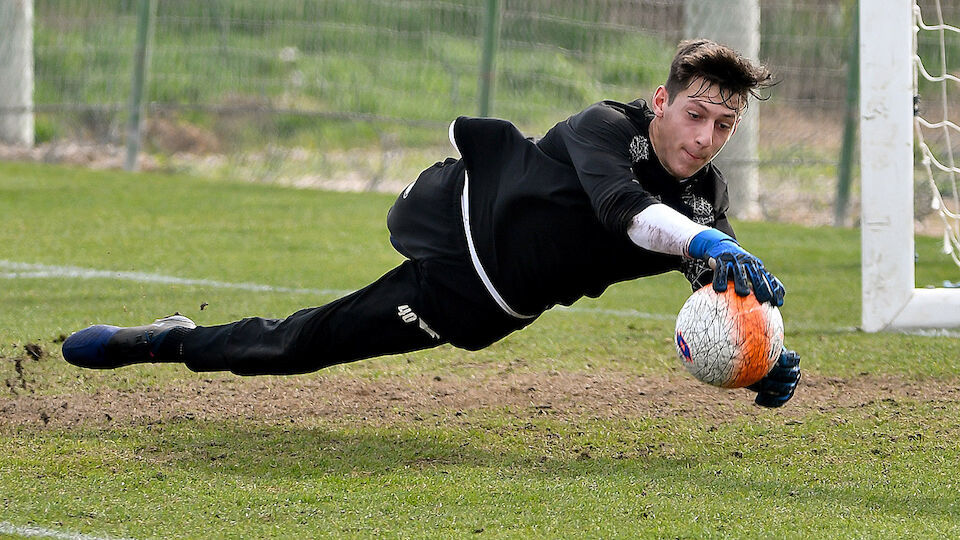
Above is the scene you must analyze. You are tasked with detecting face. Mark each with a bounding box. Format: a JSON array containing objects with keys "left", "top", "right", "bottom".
[{"left": 648, "top": 77, "right": 742, "bottom": 179}]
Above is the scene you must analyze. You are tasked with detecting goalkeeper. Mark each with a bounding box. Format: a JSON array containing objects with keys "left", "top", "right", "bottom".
[{"left": 63, "top": 39, "right": 801, "bottom": 408}]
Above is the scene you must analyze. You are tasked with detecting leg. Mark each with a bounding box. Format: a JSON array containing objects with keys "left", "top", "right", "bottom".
[
  {"left": 63, "top": 261, "right": 448, "bottom": 376},
  {"left": 179, "top": 261, "right": 446, "bottom": 375}
]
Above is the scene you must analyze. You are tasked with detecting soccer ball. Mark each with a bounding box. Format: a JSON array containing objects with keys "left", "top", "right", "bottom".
[{"left": 674, "top": 285, "right": 784, "bottom": 388}]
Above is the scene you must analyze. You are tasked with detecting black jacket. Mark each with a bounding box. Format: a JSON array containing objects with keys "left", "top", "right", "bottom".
[{"left": 448, "top": 100, "right": 733, "bottom": 315}]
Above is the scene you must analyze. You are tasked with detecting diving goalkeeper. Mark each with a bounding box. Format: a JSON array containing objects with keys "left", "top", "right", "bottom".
[{"left": 63, "top": 39, "right": 801, "bottom": 407}]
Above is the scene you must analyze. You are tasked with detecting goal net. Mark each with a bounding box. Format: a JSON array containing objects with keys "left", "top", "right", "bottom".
[
  {"left": 861, "top": 0, "right": 960, "bottom": 331},
  {"left": 915, "top": 2, "right": 960, "bottom": 267}
]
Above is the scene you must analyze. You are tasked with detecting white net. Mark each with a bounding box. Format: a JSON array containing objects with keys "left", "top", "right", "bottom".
[{"left": 914, "top": 0, "right": 960, "bottom": 270}]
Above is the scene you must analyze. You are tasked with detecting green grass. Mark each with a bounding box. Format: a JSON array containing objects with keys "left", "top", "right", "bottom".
[
  {"left": 2, "top": 161, "right": 960, "bottom": 538},
  {"left": 4, "top": 403, "right": 959, "bottom": 539}
]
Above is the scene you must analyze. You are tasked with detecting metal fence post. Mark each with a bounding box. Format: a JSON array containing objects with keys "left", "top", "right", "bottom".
[
  {"left": 835, "top": 1, "right": 859, "bottom": 227},
  {"left": 478, "top": 0, "right": 500, "bottom": 117},
  {"left": 125, "top": 0, "right": 157, "bottom": 171}
]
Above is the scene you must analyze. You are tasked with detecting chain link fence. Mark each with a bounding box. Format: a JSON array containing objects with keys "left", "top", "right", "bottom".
[{"left": 1, "top": 0, "right": 869, "bottom": 224}]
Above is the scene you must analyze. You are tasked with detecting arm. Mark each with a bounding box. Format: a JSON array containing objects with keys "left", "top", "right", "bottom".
[
  {"left": 549, "top": 103, "right": 662, "bottom": 236},
  {"left": 627, "top": 203, "right": 785, "bottom": 307}
]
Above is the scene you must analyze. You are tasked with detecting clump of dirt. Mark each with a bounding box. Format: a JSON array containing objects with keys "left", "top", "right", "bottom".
[
  {"left": 24, "top": 343, "right": 44, "bottom": 361},
  {"left": 2, "top": 343, "right": 44, "bottom": 397},
  {"left": 2, "top": 359, "right": 28, "bottom": 396},
  {"left": 1, "top": 370, "right": 955, "bottom": 429}
]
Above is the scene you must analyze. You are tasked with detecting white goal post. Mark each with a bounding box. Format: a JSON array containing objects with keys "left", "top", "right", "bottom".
[{"left": 860, "top": 0, "right": 960, "bottom": 332}]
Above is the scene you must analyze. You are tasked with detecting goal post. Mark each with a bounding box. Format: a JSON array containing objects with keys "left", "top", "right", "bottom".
[{"left": 860, "top": 0, "right": 960, "bottom": 331}]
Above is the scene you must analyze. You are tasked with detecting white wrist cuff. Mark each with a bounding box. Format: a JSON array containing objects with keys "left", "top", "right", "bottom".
[{"left": 627, "top": 204, "right": 709, "bottom": 257}]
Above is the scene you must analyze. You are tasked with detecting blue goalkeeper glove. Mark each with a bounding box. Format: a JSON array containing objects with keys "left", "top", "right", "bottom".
[
  {"left": 688, "top": 229, "right": 786, "bottom": 307},
  {"left": 748, "top": 349, "right": 801, "bottom": 408}
]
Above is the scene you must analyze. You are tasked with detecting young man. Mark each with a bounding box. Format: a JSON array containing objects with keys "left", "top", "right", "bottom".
[{"left": 63, "top": 39, "right": 801, "bottom": 407}]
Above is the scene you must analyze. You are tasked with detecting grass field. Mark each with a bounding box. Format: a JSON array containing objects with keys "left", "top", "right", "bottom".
[{"left": 2, "top": 161, "right": 960, "bottom": 539}]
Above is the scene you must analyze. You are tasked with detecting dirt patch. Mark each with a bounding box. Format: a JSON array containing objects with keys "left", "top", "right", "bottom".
[{"left": 1, "top": 370, "right": 956, "bottom": 429}]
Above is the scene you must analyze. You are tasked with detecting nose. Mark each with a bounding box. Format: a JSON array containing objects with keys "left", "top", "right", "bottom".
[{"left": 694, "top": 123, "right": 713, "bottom": 148}]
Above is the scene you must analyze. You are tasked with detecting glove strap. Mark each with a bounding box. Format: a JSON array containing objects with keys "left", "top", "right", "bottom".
[{"left": 688, "top": 229, "right": 736, "bottom": 259}]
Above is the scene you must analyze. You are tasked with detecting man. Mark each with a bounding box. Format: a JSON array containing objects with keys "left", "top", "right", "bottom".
[{"left": 63, "top": 39, "right": 801, "bottom": 407}]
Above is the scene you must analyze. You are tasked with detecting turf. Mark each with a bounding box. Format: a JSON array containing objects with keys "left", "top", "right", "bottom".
[
  {"left": 1, "top": 161, "right": 960, "bottom": 539},
  {"left": 4, "top": 403, "right": 959, "bottom": 539}
]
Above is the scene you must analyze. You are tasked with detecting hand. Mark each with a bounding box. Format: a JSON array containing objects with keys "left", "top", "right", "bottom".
[
  {"left": 710, "top": 247, "right": 785, "bottom": 307},
  {"left": 748, "top": 349, "right": 801, "bottom": 408},
  {"left": 688, "top": 229, "right": 785, "bottom": 307}
]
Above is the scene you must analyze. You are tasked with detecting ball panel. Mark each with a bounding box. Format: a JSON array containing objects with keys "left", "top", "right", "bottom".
[{"left": 725, "top": 290, "right": 771, "bottom": 388}]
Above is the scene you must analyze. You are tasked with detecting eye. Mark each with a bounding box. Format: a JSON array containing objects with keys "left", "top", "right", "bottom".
[
  {"left": 717, "top": 122, "right": 732, "bottom": 131},
  {"left": 687, "top": 111, "right": 700, "bottom": 120}
]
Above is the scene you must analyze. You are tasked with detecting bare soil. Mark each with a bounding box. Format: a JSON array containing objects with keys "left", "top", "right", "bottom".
[{"left": 2, "top": 369, "right": 956, "bottom": 429}]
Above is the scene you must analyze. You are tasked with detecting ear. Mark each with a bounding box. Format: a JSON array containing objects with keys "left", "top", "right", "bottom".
[{"left": 652, "top": 86, "right": 668, "bottom": 117}]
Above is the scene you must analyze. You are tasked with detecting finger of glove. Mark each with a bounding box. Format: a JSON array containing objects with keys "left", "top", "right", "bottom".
[
  {"left": 731, "top": 258, "right": 751, "bottom": 297},
  {"left": 755, "top": 391, "right": 793, "bottom": 408},
  {"left": 764, "top": 365, "right": 801, "bottom": 384},
  {"left": 754, "top": 379, "right": 798, "bottom": 395},
  {"left": 733, "top": 264, "right": 750, "bottom": 296},
  {"left": 777, "top": 349, "right": 801, "bottom": 369},
  {"left": 750, "top": 363, "right": 799, "bottom": 390},
  {"left": 748, "top": 370, "right": 797, "bottom": 393},
  {"left": 711, "top": 259, "right": 730, "bottom": 292},
  {"left": 745, "top": 261, "right": 774, "bottom": 304},
  {"left": 768, "top": 273, "right": 787, "bottom": 307},
  {"left": 757, "top": 370, "right": 801, "bottom": 399}
]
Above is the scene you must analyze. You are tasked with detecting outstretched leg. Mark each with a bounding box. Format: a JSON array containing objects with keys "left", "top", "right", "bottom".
[{"left": 63, "top": 261, "right": 448, "bottom": 376}]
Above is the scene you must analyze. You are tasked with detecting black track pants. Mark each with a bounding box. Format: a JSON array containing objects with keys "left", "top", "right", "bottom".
[
  {"left": 178, "top": 260, "right": 435, "bottom": 375},
  {"left": 175, "top": 157, "right": 537, "bottom": 376},
  {"left": 178, "top": 257, "right": 532, "bottom": 376}
]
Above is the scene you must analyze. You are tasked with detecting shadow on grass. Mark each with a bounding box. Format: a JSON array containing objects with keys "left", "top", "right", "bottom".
[
  {"left": 126, "top": 419, "right": 960, "bottom": 526},
  {"left": 134, "top": 419, "right": 693, "bottom": 479},
  {"left": 8, "top": 414, "right": 960, "bottom": 536}
]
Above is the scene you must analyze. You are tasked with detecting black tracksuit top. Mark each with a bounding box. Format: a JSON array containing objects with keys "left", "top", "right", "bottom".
[{"left": 451, "top": 99, "right": 735, "bottom": 317}]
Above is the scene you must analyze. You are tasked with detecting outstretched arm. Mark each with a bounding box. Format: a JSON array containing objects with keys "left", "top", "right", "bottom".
[{"left": 627, "top": 203, "right": 785, "bottom": 306}]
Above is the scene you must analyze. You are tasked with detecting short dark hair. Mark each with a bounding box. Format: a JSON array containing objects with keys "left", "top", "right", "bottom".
[{"left": 665, "top": 39, "right": 774, "bottom": 111}]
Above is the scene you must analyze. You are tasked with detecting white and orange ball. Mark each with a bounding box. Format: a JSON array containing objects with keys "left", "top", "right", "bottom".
[{"left": 674, "top": 285, "right": 784, "bottom": 388}]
